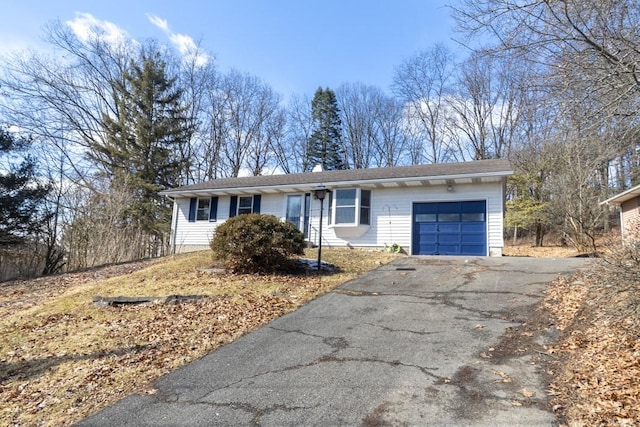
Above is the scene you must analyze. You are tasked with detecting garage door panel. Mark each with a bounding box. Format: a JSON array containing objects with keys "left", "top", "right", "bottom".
[
  {"left": 438, "top": 223, "right": 461, "bottom": 233},
  {"left": 461, "top": 244, "right": 483, "bottom": 253},
  {"left": 438, "top": 245, "right": 459, "bottom": 254},
  {"left": 461, "top": 234, "right": 485, "bottom": 244},
  {"left": 439, "top": 237, "right": 460, "bottom": 246},
  {"left": 413, "top": 201, "right": 486, "bottom": 256},
  {"left": 417, "top": 244, "right": 437, "bottom": 254}
]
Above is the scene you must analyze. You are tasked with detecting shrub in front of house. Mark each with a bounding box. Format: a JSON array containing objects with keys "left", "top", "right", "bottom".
[{"left": 210, "top": 213, "right": 305, "bottom": 273}]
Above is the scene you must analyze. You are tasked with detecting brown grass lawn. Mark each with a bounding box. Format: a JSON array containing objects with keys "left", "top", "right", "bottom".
[
  {"left": 3, "top": 241, "right": 637, "bottom": 426},
  {"left": 0, "top": 248, "right": 400, "bottom": 426}
]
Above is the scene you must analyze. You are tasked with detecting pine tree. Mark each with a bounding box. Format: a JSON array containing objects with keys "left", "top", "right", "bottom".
[
  {"left": 90, "top": 50, "right": 192, "bottom": 247},
  {"left": 0, "top": 130, "right": 51, "bottom": 247},
  {"left": 306, "top": 87, "right": 347, "bottom": 171}
]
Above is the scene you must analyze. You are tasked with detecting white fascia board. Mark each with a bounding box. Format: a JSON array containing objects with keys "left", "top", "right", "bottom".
[
  {"left": 600, "top": 184, "right": 640, "bottom": 205},
  {"left": 160, "top": 170, "right": 513, "bottom": 198}
]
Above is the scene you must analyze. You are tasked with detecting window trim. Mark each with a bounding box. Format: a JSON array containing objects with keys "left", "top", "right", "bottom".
[
  {"left": 196, "top": 198, "right": 211, "bottom": 221},
  {"left": 229, "top": 194, "right": 262, "bottom": 217},
  {"left": 237, "top": 195, "right": 254, "bottom": 215},
  {"left": 329, "top": 188, "right": 372, "bottom": 227},
  {"left": 189, "top": 196, "right": 218, "bottom": 222}
]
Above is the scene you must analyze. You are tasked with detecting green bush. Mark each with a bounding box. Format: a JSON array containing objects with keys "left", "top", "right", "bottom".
[{"left": 210, "top": 213, "right": 305, "bottom": 273}]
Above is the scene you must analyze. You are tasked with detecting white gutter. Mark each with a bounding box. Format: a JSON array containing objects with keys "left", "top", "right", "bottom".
[
  {"left": 600, "top": 184, "right": 640, "bottom": 206},
  {"left": 160, "top": 170, "right": 513, "bottom": 197}
]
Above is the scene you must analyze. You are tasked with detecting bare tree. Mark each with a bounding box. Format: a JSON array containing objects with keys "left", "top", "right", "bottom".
[
  {"left": 0, "top": 21, "right": 134, "bottom": 187},
  {"left": 214, "top": 70, "right": 283, "bottom": 177},
  {"left": 335, "top": 83, "right": 378, "bottom": 169},
  {"left": 274, "top": 93, "right": 314, "bottom": 174},
  {"left": 448, "top": 52, "right": 525, "bottom": 160},
  {"left": 372, "top": 96, "right": 409, "bottom": 167},
  {"left": 452, "top": 0, "right": 640, "bottom": 155},
  {"left": 176, "top": 45, "right": 217, "bottom": 185},
  {"left": 392, "top": 44, "right": 457, "bottom": 164}
]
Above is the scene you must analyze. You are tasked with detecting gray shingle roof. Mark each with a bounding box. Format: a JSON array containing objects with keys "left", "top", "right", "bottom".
[{"left": 160, "top": 159, "right": 512, "bottom": 196}]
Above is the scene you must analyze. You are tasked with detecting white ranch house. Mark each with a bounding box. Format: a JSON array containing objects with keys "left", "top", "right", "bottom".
[{"left": 160, "top": 159, "right": 513, "bottom": 256}]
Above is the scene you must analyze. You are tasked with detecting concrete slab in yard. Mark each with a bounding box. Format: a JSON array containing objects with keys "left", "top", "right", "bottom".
[{"left": 78, "top": 256, "right": 590, "bottom": 426}]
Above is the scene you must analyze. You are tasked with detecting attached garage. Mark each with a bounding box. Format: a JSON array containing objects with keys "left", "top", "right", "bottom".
[{"left": 412, "top": 201, "right": 487, "bottom": 256}]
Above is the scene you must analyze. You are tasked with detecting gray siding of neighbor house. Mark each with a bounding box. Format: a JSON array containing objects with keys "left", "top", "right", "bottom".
[{"left": 621, "top": 197, "right": 640, "bottom": 241}]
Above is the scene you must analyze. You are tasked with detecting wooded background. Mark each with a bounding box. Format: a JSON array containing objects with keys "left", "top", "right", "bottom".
[{"left": 1, "top": 0, "right": 637, "bottom": 280}]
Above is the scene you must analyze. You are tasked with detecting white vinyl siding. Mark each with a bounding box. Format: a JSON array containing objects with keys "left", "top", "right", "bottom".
[
  {"left": 170, "top": 181, "right": 506, "bottom": 256},
  {"left": 309, "top": 182, "right": 504, "bottom": 255}
]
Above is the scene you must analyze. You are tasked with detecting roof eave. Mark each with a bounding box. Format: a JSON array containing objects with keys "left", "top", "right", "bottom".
[
  {"left": 159, "top": 169, "right": 513, "bottom": 198},
  {"left": 600, "top": 184, "right": 640, "bottom": 206}
]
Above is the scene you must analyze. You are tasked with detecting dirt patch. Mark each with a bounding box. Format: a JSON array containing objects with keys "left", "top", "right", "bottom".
[
  {"left": 446, "top": 365, "right": 489, "bottom": 420},
  {"left": 488, "top": 306, "right": 554, "bottom": 364},
  {"left": 362, "top": 401, "right": 395, "bottom": 427}
]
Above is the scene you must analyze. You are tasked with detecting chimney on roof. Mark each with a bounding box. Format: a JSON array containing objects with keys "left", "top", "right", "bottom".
[{"left": 312, "top": 164, "right": 323, "bottom": 173}]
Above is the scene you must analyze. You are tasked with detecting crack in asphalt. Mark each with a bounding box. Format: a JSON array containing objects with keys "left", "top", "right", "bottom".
[
  {"left": 168, "top": 355, "right": 446, "bottom": 412},
  {"left": 204, "top": 401, "right": 318, "bottom": 426},
  {"left": 150, "top": 261, "right": 585, "bottom": 424},
  {"left": 317, "top": 355, "right": 443, "bottom": 379},
  {"left": 148, "top": 398, "right": 318, "bottom": 426},
  {"left": 333, "top": 287, "right": 540, "bottom": 321},
  {"left": 267, "top": 326, "right": 348, "bottom": 353},
  {"left": 362, "top": 321, "right": 445, "bottom": 336}
]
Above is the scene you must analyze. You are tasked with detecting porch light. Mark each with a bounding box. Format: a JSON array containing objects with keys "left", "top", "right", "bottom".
[{"left": 313, "top": 185, "right": 330, "bottom": 270}]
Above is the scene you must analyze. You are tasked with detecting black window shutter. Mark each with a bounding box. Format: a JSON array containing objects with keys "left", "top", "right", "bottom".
[
  {"left": 229, "top": 196, "right": 238, "bottom": 218},
  {"left": 253, "top": 195, "right": 261, "bottom": 213},
  {"left": 209, "top": 196, "right": 218, "bottom": 221},
  {"left": 188, "top": 197, "right": 197, "bottom": 222}
]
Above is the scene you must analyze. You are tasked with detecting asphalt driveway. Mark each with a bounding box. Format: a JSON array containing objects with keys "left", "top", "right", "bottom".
[{"left": 78, "top": 256, "right": 589, "bottom": 426}]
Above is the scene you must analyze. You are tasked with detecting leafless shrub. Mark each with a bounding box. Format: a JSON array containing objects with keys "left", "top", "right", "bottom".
[
  {"left": 596, "top": 222, "right": 640, "bottom": 329},
  {"left": 63, "top": 185, "right": 148, "bottom": 271}
]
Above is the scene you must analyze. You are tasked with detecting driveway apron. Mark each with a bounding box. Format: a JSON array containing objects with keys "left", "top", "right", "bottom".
[{"left": 78, "top": 256, "right": 589, "bottom": 426}]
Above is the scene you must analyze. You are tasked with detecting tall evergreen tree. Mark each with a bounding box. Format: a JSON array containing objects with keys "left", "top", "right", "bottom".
[
  {"left": 90, "top": 50, "right": 192, "bottom": 248},
  {"left": 0, "top": 130, "right": 51, "bottom": 247},
  {"left": 306, "top": 87, "right": 347, "bottom": 171}
]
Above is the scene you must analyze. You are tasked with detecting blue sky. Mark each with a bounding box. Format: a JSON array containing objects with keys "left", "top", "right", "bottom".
[{"left": 2, "top": 1, "right": 458, "bottom": 99}]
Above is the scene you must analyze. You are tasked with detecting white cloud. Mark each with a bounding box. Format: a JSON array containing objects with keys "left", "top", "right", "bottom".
[
  {"left": 66, "top": 12, "right": 129, "bottom": 47},
  {"left": 147, "top": 14, "right": 169, "bottom": 32},
  {"left": 147, "top": 14, "right": 209, "bottom": 67},
  {"left": 169, "top": 33, "right": 197, "bottom": 56}
]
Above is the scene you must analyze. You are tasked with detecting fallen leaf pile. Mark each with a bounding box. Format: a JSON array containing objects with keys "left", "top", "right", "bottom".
[
  {"left": 543, "top": 270, "right": 640, "bottom": 425},
  {"left": 0, "top": 249, "right": 400, "bottom": 426}
]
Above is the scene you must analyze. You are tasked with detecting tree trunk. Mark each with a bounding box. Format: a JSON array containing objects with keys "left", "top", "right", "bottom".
[{"left": 535, "top": 223, "right": 544, "bottom": 247}]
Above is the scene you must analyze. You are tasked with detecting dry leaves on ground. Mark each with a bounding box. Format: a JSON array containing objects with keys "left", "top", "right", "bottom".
[
  {"left": 0, "top": 248, "right": 400, "bottom": 426},
  {"left": 543, "top": 270, "right": 640, "bottom": 426}
]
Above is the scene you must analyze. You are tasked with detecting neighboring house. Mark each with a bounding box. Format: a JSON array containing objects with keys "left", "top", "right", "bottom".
[
  {"left": 159, "top": 159, "right": 513, "bottom": 256},
  {"left": 600, "top": 184, "right": 640, "bottom": 242}
]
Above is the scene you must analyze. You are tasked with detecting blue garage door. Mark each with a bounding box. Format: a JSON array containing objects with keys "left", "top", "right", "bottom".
[{"left": 412, "top": 201, "right": 486, "bottom": 256}]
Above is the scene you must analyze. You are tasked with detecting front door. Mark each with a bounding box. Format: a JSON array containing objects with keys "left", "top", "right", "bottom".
[{"left": 286, "top": 194, "right": 311, "bottom": 237}]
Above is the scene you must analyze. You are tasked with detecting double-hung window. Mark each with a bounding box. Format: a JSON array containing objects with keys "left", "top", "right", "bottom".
[
  {"left": 329, "top": 189, "right": 371, "bottom": 226},
  {"left": 196, "top": 199, "right": 211, "bottom": 221},
  {"left": 188, "top": 196, "right": 218, "bottom": 222},
  {"left": 229, "top": 194, "right": 262, "bottom": 217},
  {"left": 238, "top": 196, "right": 253, "bottom": 215}
]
